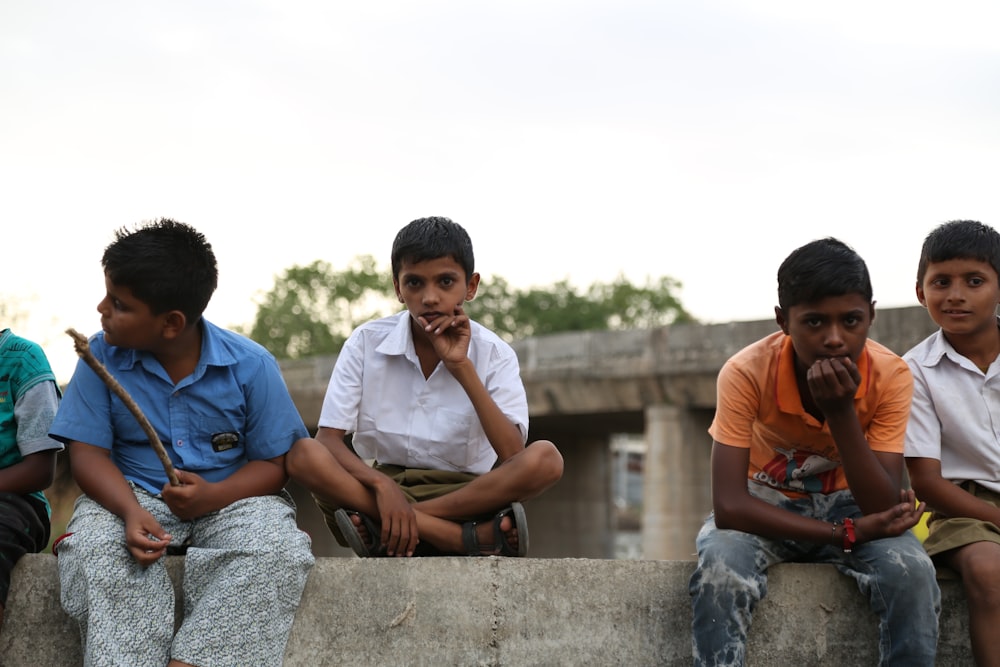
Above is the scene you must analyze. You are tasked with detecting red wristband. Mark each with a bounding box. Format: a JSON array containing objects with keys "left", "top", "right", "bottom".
[{"left": 842, "top": 517, "right": 856, "bottom": 553}]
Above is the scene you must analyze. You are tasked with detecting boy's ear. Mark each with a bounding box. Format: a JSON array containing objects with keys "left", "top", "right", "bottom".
[
  {"left": 869, "top": 300, "right": 876, "bottom": 325},
  {"left": 915, "top": 281, "right": 927, "bottom": 307},
  {"left": 160, "top": 310, "right": 188, "bottom": 339},
  {"left": 465, "top": 272, "right": 481, "bottom": 302},
  {"left": 774, "top": 306, "right": 789, "bottom": 335},
  {"left": 392, "top": 278, "right": 404, "bottom": 303}
]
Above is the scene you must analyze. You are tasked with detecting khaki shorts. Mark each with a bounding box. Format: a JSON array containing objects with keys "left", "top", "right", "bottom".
[
  {"left": 313, "top": 463, "right": 479, "bottom": 547},
  {"left": 923, "top": 481, "right": 1000, "bottom": 559}
]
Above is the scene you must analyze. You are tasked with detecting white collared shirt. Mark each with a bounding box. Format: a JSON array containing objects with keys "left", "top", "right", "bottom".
[
  {"left": 904, "top": 325, "right": 1000, "bottom": 493},
  {"left": 318, "top": 311, "right": 529, "bottom": 475}
]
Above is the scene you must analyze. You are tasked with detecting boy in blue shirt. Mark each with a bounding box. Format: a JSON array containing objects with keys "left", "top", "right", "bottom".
[
  {"left": 905, "top": 219, "right": 1000, "bottom": 666},
  {"left": 287, "top": 216, "right": 564, "bottom": 558},
  {"left": 0, "top": 329, "right": 62, "bottom": 629},
  {"left": 50, "top": 219, "right": 314, "bottom": 667}
]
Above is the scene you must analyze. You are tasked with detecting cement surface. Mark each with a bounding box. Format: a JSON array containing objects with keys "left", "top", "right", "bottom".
[{"left": 0, "top": 555, "right": 971, "bottom": 666}]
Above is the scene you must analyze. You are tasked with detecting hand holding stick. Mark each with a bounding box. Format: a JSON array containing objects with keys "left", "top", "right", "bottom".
[{"left": 66, "top": 328, "right": 181, "bottom": 486}]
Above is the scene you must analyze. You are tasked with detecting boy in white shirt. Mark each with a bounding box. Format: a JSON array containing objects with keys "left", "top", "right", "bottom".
[
  {"left": 287, "top": 217, "right": 564, "bottom": 557},
  {"left": 905, "top": 219, "right": 1000, "bottom": 666}
]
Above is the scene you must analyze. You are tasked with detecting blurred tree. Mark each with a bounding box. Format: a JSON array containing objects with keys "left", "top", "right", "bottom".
[
  {"left": 472, "top": 275, "right": 694, "bottom": 341},
  {"left": 241, "top": 256, "right": 396, "bottom": 359},
  {"left": 244, "top": 258, "right": 694, "bottom": 358}
]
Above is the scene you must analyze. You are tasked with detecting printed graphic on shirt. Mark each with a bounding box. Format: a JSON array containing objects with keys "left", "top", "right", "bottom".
[{"left": 755, "top": 446, "right": 839, "bottom": 493}]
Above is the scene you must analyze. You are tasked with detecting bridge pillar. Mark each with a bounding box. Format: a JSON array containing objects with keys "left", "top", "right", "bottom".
[
  {"left": 526, "top": 433, "right": 614, "bottom": 558},
  {"left": 642, "top": 404, "right": 713, "bottom": 560}
]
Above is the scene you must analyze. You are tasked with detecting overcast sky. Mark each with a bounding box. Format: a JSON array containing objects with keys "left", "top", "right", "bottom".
[{"left": 4, "top": 1, "right": 1000, "bottom": 382}]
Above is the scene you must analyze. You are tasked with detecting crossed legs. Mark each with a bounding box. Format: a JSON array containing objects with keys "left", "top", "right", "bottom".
[{"left": 286, "top": 437, "right": 563, "bottom": 555}]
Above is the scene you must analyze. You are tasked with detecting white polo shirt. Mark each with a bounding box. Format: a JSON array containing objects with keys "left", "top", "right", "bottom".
[
  {"left": 904, "top": 325, "right": 1000, "bottom": 493},
  {"left": 318, "top": 311, "right": 529, "bottom": 475}
]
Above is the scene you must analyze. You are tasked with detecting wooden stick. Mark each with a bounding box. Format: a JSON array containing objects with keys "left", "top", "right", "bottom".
[{"left": 66, "top": 328, "right": 181, "bottom": 486}]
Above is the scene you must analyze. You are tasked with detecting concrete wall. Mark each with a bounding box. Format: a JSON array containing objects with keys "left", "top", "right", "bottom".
[{"left": 0, "top": 555, "right": 970, "bottom": 666}]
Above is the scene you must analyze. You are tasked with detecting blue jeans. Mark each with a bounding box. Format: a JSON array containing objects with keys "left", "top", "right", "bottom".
[{"left": 689, "top": 484, "right": 940, "bottom": 666}]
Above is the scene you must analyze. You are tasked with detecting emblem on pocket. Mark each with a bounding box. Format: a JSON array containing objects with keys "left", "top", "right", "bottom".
[{"left": 210, "top": 432, "right": 240, "bottom": 452}]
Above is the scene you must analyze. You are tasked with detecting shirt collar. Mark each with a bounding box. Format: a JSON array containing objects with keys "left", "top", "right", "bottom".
[
  {"left": 376, "top": 311, "right": 416, "bottom": 358},
  {"left": 911, "top": 329, "right": 952, "bottom": 368},
  {"left": 912, "top": 324, "right": 998, "bottom": 375},
  {"left": 117, "top": 319, "right": 235, "bottom": 383}
]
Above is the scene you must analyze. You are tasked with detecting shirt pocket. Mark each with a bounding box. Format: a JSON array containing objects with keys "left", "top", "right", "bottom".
[
  {"left": 110, "top": 401, "right": 158, "bottom": 446},
  {"left": 195, "top": 417, "right": 246, "bottom": 468},
  {"left": 425, "top": 408, "right": 478, "bottom": 471}
]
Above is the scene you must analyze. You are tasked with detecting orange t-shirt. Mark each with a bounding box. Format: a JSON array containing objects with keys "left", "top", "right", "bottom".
[{"left": 708, "top": 331, "right": 913, "bottom": 498}]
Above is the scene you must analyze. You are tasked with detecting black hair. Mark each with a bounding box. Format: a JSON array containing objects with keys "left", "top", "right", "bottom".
[
  {"left": 777, "top": 237, "right": 872, "bottom": 311},
  {"left": 390, "top": 217, "right": 474, "bottom": 282},
  {"left": 101, "top": 218, "right": 218, "bottom": 322},
  {"left": 916, "top": 220, "right": 1000, "bottom": 284}
]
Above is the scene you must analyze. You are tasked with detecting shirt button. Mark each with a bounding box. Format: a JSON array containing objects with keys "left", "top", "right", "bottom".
[{"left": 176, "top": 440, "right": 183, "bottom": 447}]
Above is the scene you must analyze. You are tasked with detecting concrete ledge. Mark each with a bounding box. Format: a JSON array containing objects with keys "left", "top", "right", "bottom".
[{"left": 0, "top": 555, "right": 971, "bottom": 666}]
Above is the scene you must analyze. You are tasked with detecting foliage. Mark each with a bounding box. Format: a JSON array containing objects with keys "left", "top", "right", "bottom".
[
  {"left": 243, "top": 256, "right": 397, "bottom": 359},
  {"left": 472, "top": 274, "right": 694, "bottom": 341},
  {"left": 245, "top": 257, "right": 694, "bottom": 359}
]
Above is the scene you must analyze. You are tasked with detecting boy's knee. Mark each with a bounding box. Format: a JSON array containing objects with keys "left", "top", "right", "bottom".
[
  {"left": 875, "top": 535, "right": 936, "bottom": 578},
  {"left": 258, "top": 531, "right": 315, "bottom": 571},
  {"left": 961, "top": 555, "right": 1000, "bottom": 603},
  {"left": 527, "top": 440, "right": 564, "bottom": 484},
  {"left": 284, "top": 438, "right": 316, "bottom": 477}
]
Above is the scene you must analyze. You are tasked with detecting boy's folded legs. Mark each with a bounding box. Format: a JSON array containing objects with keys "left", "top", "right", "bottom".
[
  {"left": 318, "top": 491, "right": 529, "bottom": 557},
  {"left": 57, "top": 488, "right": 313, "bottom": 666},
  {"left": 411, "top": 440, "right": 563, "bottom": 521}
]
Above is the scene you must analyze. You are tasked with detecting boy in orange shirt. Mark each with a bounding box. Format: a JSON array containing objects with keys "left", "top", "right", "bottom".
[{"left": 689, "top": 237, "right": 940, "bottom": 666}]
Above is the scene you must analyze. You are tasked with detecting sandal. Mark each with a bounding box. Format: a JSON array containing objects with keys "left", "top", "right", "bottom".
[
  {"left": 334, "top": 509, "right": 386, "bottom": 557},
  {"left": 461, "top": 502, "right": 529, "bottom": 557}
]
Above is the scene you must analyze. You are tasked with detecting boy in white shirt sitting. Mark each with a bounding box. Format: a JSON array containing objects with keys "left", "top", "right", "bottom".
[
  {"left": 905, "top": 219, "right": 1000, "bottom": 666},
  {"left": 287, "top": 216, "right": 564, "bottom": 557}
]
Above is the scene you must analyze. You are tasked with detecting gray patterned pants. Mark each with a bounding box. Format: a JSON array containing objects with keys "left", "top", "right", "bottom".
[{"left": 57, "top": 486, "right": 314, "bottom": 667}]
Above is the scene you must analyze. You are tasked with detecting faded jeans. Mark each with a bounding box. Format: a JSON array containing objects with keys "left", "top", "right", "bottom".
[{"left": 689, "top": 483, "right": 940, "bottom": 667}]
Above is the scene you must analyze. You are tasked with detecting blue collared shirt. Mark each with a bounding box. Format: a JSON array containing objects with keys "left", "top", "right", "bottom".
[{"left": 50, "top": 320, "right": 308, "bottom": 494}]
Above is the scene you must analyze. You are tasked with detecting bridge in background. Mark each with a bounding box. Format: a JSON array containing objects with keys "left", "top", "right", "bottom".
[{"left": 280, "top": 306, "right": 938, "bottom": 560}]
